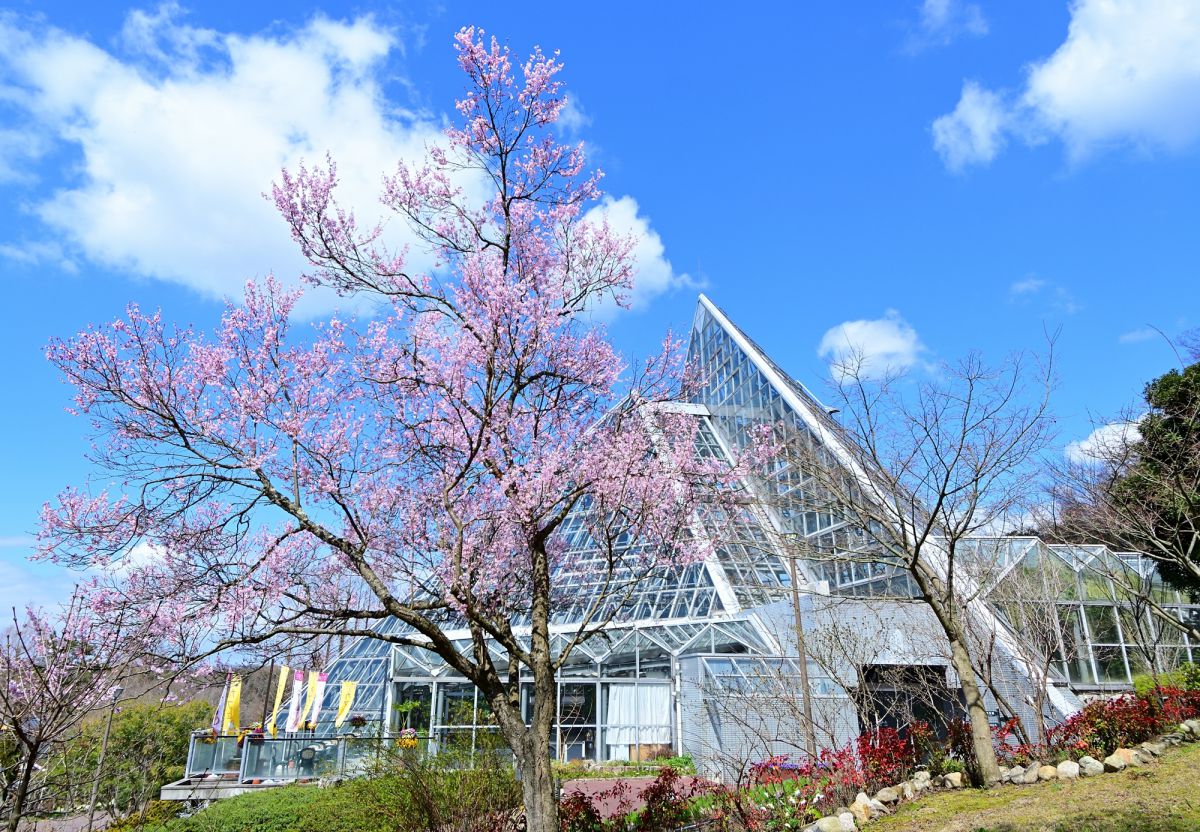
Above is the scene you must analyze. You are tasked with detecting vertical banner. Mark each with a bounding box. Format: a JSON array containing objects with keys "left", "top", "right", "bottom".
[
  {"left": 268, "top": 664, "right": 290, "bottom": 738},
  {"left": 285, "top": 670, "right": 305, "bottom": 732},
  {"left": 211, "top": 674, "right": 230, "bottom": 734},
  {"left": 308, "top": 672, "right": 329, "bottom": 728},
  {"left": 334, "top": 681, "right": 358, "bottom": 728},
  {"left": 303, "top": 671, "right": 319, "bottom": 730},
  {"left": 222, "top": 675, "right": 242, "bottom": 734}
]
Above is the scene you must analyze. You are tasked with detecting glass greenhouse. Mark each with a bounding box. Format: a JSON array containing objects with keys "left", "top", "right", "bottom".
[{"left": 165, "top": 295, "right": 1199, "bottom": 796}]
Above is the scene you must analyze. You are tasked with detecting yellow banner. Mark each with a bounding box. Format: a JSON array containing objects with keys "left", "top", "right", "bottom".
[
  {"left": 303, "top": 671, "right": 319, "bottom": 730},
  {"left": 334, "top": 681, "right": 358, "bottom": 728},
  {"left": 222, "top": 676, "right": 242, "bottom": 734},
  {"left": 268, "top": 665, "right": 289, "bottom": 739}
]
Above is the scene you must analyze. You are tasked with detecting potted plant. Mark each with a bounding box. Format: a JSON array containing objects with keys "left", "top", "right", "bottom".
[
  {"left": 348, "top": 714, "right": 369, "bottom": 729},
  {"left": 397, "top": 727, "right": 420, "bottom": 749},
  {"left": 244, "top": 723, "right": 265, "bottom": 745}
]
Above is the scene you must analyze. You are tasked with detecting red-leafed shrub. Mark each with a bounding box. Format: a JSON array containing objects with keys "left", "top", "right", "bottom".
[
  {"left": 856, "top": 726, "right": 918, "bottom": 785},
  {"left": 997, "top": 685, "right": 1200, "bottom": 766}
]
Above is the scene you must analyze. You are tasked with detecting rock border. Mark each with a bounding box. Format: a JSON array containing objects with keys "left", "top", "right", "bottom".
[{"left": 800, "top": 718, "right": 1200, "bottom": 832}]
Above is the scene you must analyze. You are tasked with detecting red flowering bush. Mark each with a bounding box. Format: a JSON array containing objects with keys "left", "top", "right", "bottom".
[
  {"left": 857, "top": 725, "right": 918, "bottom": 785},
  {"left": 720, "top": 726, "right": 923, "bottom": 828},
  {"left": 996, "top": 686, "right": 1200, "bottom": 766},
  {"left": 1051, "top": 686, "right": 1200, "bottom": 757}
]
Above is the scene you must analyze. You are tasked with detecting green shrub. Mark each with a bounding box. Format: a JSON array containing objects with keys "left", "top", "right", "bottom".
[
  {"left": 651, "top": 754, "right": 696, "bottom": 774},
  {"left": 150, "top": 749, "right": 522, "bottom": 832},
  {"left": 1132, "top": 662, "right": 1200, "bottom": 696},
  {"left": 51, "top": 700, "right": 213, "bottom": 818},
  {"left": 145, "top": 785, "right": 322, "bottom": 832},
  {"left": 107, "top": 800, "right": 183, "bottom": 831}
]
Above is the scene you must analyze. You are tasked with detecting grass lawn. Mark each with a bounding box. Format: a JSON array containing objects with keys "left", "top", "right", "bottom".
[{"left": 870, "top": 741, "right": 1200, "bottom": 832}]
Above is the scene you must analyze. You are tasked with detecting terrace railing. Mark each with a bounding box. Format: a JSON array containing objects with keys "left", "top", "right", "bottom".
[{"left": 184, "top": 731, "right": 427, "bottom": 786}]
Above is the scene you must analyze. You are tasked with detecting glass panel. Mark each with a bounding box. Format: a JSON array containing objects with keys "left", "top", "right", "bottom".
[
  {"left": 437, "top": 683, "right": 476, "bottom": 727},
  {"left": 1065, "top": 653, "right": 1095, "bottom": 686},
  {"left": 558, "top": 726, "right": 596, "bottom": 762},
  {"left": 1093, "top": 646, "right": 1130, "bottom": 685},
  {"left": 187, "top": 735, "right": 241, "bottom": 776},
  {"left": 1158, "top": 611, "right": 1188, "bottom": 645},
  {"left": 559, "top": 683, "right": 596, "bottom": 725},
  {"left": 240, "top": 737, "right": 338, "bottom": 782},
  {"left": 1158, "top": 645, "right": 1190, "bottom": 672},
  {"left": 342, "top": 738, "right": 389, "bottom": 777},
  {"left": 1124, "top": 646, "right": 1152, "bottom": 677},
  {"left": 1084, "top": 606, "right": 1121, "bottom": 643},
  {"left": 394, "top": 682, "right": 431, "bottom": 733}
]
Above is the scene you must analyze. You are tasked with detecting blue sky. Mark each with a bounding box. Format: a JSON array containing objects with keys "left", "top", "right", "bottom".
[{"left": 1, "top": 0, "right": 1198, "bottom": 610}]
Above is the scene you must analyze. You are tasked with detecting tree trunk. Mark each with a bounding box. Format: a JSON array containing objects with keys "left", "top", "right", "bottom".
[
  {"left": 947, "top": 637, "right": 1001, "bottom": 785},
  {"left": 6, "top": 751, "right": 38, "bottom": 832},
  {"left": 515, "top": 741, "right": 558, "bottom": 832},
  {"left": 492, "top": 676, "right": 558, "bottom": 832}
]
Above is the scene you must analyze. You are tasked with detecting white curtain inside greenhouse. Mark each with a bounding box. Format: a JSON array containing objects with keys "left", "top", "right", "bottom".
[{"left": 605, "top": 684, "right": 671, "bottom": 760}]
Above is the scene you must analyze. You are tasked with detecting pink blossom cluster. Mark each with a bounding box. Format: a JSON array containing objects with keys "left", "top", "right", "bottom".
[{"left": 36, "top": 28, "right": 764, "bottom": 674}]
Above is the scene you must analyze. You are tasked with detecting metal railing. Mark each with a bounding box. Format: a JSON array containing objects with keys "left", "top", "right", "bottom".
[{"left": 184, "top": 732, "right": 425, "bottom": 786}]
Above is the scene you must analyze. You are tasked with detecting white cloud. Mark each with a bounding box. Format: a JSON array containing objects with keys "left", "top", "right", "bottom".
[
  {"left": 0, "top": 9, "right": 678, "bottom": 321},
  {"left": 1009, "top": 276, "right": 1046, "bottom": 296},
  {"left": 1118, "top": 327, "right": 1158, "bottom": 344},
  {"left": 558, "top": 94, "right": 592, "bottom": 135},
  {"left": 817, "top": 309, "right": 926, "bottom": 381},
  {"left": 0, "top": 9, "right": 442, "bottom": 317},
  {"left": 1025, "top": 0, "right": 1200, "bottom": 160},
  {"left": 932, "top": 81, "right": 1008, "bottom": 171},
  {"left": 582, "top": 195, "right": 696, "bottom": 319},
  {"left": 911, "top": 0, "right": 988, "bottom": 50},
  {"left": 1064, "top": 420, "right": 1141, "bottom": 464},
  {"left": 0, "top": 239, "right": 78, "bottom": 273},
  {"left": 0, "top": 535, "right": 35, "bottom": 548},
  {"left": 933, "top": 0, "right": 1200, "bottom": 169},
  {"left": 1007, "top": 274, "right": 1079, "bottom": 314}
]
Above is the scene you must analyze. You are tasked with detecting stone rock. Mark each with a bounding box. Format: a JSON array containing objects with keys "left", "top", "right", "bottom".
[
  {"left": 1177, "top": 722, "right": 1193, "bottom": 736},
  {"left": 849, "top": 794, "right": 877, "bottom": 823},
  {"left": 837, "top": 812, "right": 858, "bottom": 831},
  {"left": 318, "top": 775, "right": 345, "bottom": 789},
  {"left": 1037, "top": 764, "right": 1058, "bottom": 781},
  {"left": 1057, "top": 760, "right": 1080, "bottom": 780},
  {"left": 847, "top": 802, "right": 871, "bottom": 825},
  {"left": 942, "top": 771, "right": 964, "bottom": 788},
  {"left": 811, "top": 817, "right": 846, "bottom": 832},
  {"left": 1140, "top": 741, "right": 1165, "bottom": 757},
  {"left": 1103, "top": 753, "right": 1126, "bottom": 772},
  {"left": 1021, "top": 762, "right": 1041, "bottom": 784},
  {"left": 1163, "top": 733, "right": 1184, "bottom": 746},
  {"left": 1078, "top": 756, "right": 1104, "bottom": 776},
  {"left": 1113, "top": 748, "right": 1144, "bottom": 767},
  {"left": 1184, "top": 718, "right": 1200, "bottom": 735},
  {"left": 900, "top": 781, "right": 915, "bottom": 801},
  {"left": 913, "top": 770, "right": 932, "bottom": 786},
  {"left": 874, "top": 786, "right": 900, "bottom": 804},
  {"left": 909, "top": 776, "right": 929, "bottom": 793}
]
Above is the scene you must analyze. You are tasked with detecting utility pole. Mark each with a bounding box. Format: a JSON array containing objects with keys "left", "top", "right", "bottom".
[
  {"left": 787, "top": 553, "right": 818, "bottom": 758},
  {"left": 261, "top": 660, "right": 275, "bottom": 726},
  {"left": 86, "top": 685, "right": 123, "bottom": 832}
]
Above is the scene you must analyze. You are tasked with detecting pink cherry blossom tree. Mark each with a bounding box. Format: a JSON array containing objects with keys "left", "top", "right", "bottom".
[
  {"left": 39, "top": 29, "right": 751, "bottom": 832},
  {"left": 1, "top": 598, "right": 146, "bottom": 832}
]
